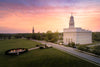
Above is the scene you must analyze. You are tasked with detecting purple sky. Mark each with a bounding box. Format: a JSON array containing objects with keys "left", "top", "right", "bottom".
[{"left": 0, "top": 0, "right": 100, "bottom": 33}]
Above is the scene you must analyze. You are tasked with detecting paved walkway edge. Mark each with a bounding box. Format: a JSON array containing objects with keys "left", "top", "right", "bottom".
[
  {"left": 54, "top": 46, "right": 100, "bottom": 66},
  {"left": 28, "top": 47, "right": 39, "bottom": 51},
  {"left": 32, "top": 40, "right": 100, "bottom": 66}
]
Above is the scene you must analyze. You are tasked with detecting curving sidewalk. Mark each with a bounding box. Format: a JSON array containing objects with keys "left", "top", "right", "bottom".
[{"left": 28, "top": 47, "right": 39, "bottom": 51}]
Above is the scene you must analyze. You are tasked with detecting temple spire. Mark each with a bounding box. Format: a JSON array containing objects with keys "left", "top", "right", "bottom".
[
  {"left": 69, "top": 13, "right": 75, "bottom": 28},
  {"left": 32, "top": 26, "right": 34, "bottom": 33}
]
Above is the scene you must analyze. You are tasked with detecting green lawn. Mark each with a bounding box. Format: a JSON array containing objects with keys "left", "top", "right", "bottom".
[
  {"left": 0, "top": 39, "right": 99, "bottom": 67},
  {"left": 0, "top": 39, "right": 41, "bottom": 54}
]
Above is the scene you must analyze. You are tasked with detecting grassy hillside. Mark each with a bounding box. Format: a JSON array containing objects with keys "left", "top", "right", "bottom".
[
  {"left": 0, "top": 39, "right": 41, "bottom": 54},
  {"left": 0, "top": 39, "right": 99, "bottom": 67}
]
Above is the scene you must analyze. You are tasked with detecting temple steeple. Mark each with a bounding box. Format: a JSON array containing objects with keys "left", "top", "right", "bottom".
[
  {"left": 32, "top": 27, "right": 34, "bottom": 33},
  {"left": 69, "top": 14, "right": 75, "bottom": 28}
]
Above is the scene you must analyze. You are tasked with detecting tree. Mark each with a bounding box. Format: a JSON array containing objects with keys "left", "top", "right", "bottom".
[
  {"left": 45, "top": 30, "right": 59, "bottom": 43},
  {"left": 26, "top": 34, "right": 32, "bottom": 40},
  {"left": 51, "top": 31, "right": 59, "bottom": 42},
  {"left": 14, "top": 34, "right": 22, "bottom": 39},
  {"left": 92, "top": 32, "right": 100, "bottom": 41},
  {"left": 45, "top": 30, "right": 53, "bottom": 42}
]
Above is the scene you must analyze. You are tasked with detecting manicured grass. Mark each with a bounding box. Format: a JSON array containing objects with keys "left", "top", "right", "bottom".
[
  {"left": 0, "top": 39, "right": 41, "bottom": 54},
  {"left": 0, "top": 39, "right": 99, "bottom": 67}
]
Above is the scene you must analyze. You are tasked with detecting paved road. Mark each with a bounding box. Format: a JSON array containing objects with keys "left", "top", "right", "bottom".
[{"left": 33, "top": 40, "right": 100, "bottom": 66}]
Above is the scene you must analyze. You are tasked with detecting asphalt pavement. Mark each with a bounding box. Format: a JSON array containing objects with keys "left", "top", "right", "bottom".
[{"left": 33, "top": 40, "right": 100, "bottom": 66}]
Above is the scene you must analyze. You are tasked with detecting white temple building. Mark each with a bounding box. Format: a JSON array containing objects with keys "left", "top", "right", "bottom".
[{"left": 63, "top": 15, "right": 92, "bottom": 45}]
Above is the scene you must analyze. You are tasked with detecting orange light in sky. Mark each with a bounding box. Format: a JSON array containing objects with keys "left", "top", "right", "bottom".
[{"left": 0, "top": 0, "right": 100, "bottom": 33}]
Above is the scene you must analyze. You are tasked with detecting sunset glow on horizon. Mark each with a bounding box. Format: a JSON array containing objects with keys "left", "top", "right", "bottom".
[{"left": 0, "top": 0, "right": 100, "bottom": 33}]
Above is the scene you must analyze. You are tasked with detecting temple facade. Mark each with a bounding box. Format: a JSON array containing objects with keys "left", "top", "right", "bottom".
[{"left": 63, "top": 15, "right": 92, "bottom": 45}]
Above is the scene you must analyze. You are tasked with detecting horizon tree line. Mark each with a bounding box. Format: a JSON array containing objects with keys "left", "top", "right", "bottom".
[{"left": 0, "top": 31, "right": 100, "bottom": 43}]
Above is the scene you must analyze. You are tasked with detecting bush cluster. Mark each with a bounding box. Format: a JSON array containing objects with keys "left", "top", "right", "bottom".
[
  {"left": 77, "top": 45, "right": 89, "bottom": 52},
  {"left": 68, "top": 42, "right": 76, "bottom": 48},
  {"left": 77, "top": 45, "right": 100, "bottom": 55},
  {"left": 91, "top": 45, "right": 100, "bottom": 55}
]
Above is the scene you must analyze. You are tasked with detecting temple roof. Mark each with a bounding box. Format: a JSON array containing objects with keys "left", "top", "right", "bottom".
[{"left": 64, "top": 27, "right": 91, "bottom": 33}]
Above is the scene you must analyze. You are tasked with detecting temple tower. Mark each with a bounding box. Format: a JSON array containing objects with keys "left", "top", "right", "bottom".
[{"left": 69, "top": 14, "right": 75, "bottom": 28}]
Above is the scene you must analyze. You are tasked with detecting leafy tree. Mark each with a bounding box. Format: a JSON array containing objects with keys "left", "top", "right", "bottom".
[
  {"left": 45, "top": 31, "right": 53, "bottom": 42},
  {"left": 44, "top": 30, "right": 59, "bottom": 43},
  {"left": 14, "top": 34, "right": 22, "bottom": 39},
  {"left": 52, "top": 31, "right": 59, "bottom": 42},
  {"left": 92, "top": 32, "right": 100, "bottom": 41}
]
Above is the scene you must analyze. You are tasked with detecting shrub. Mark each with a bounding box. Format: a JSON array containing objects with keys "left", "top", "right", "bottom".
[
  {"left": 36, "top": 45, "right": 39, "bottom": 47},
  {"left": 68, "top": 42, "right": 76, "bottom": 48},
  {"left": 77, "top": 45, "right": 89, "bottom": 52},
  {"left": 91, "top": 45, "right": 100, "bottom": 55},
  {"left": 39, "top": 46, "right": 45, "bottom": 49}
]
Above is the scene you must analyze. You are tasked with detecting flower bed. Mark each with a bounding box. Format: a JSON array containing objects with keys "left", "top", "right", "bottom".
[{"left": 5, "top": 48, "right": 28, "bottom": 56}]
